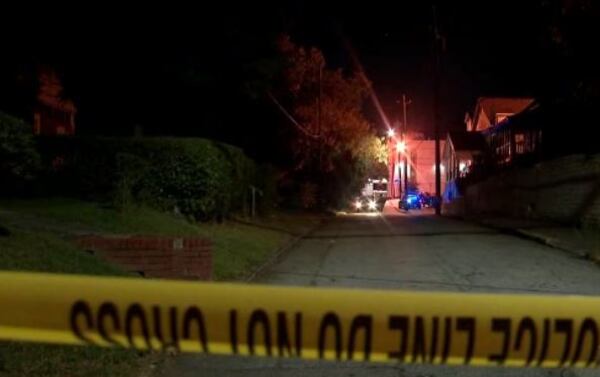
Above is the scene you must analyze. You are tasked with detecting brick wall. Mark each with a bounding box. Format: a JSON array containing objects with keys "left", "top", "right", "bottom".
[
  {"left": 443, "top": 153, "right": 600, "bottom": 228},
  {"left": 75, "top": 236, "right": 212, "bottom": 280}
]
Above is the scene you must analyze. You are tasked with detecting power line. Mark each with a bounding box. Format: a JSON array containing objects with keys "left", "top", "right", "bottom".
[{"left": 267, "top": 91, "right": 319, "bottom": 139}]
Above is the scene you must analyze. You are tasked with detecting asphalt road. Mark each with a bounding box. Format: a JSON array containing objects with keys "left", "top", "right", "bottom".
[{"left": 160, "top": 203, "right": 600, "bottom": 377}]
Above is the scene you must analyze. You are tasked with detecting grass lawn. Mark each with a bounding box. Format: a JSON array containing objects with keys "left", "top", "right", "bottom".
[
  {"left": 0, "top": 228, "right": 151, "bottom": 377},
  {"left": 0, "top": 229, "right": 124, "bottom": 275},
  {"left": 0, "top": 198, "right": 321, "bottom": 280},
  {"left": 0, "top": 198, "right": 320, "bottom": 376}
]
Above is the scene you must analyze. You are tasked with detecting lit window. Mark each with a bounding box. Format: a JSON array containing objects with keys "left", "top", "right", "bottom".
[
  {"left": 495, "top": 113, "right": 513, "bottom": 124},
  {"left": 515, "top": 133, "right": 525, "bottom": 154}
]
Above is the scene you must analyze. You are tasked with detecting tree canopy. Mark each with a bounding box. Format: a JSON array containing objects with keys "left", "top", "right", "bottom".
[{"left": 274, "top": 36, "right": 384, "bottom": 208}]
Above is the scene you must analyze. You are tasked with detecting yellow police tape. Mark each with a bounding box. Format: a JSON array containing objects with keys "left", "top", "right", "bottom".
[{"left": 1, "top": 271, "right": 599, "bottom": 368}]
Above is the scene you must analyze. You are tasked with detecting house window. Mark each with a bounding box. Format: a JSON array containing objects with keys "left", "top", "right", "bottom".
[
  {"left": 515, "top": 133, "right": 525, "bottom": 154},
  {"left": 494, "top": 130, "right": 511, "bottom": 163}
]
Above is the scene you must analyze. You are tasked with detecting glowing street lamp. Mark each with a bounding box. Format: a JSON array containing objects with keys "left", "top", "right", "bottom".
[
  {"left": 396, "top": 141, "right": 406, "bottom": 153},
  {"left": 387, "top": 128, "right": 395, "bottom": 138}
]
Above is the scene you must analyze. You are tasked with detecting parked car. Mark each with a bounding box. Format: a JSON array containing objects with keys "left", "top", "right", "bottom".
[
  {"left": 420, "top": 192, "right": 433, "bottom": 208},
  {"left": 399, "top": 192, "right": 422, "bottom": 210}
]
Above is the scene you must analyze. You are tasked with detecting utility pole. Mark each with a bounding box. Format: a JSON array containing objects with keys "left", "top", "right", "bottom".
[
  {"left": 402, "top": 94, "right": 409, "bottom": 195},
  {"left": 316, "top": 62, "right": 323, "bottom": 206},
  {"left": 317, "top": 62, "right": 323, "bottom": 171},
  {"left": 432, "top": 4, "right": 443, "bottom": 215},
  {"left": 387, "top": 135, "right": 395, "bottom": 198}
]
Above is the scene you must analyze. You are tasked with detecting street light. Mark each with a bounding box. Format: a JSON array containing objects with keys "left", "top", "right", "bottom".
[
  {"left": 396, "top": 141, "right": 406, "bottom": 153},
  {"left": 387, "top": 128, "right": 395, "bottom": 138}
]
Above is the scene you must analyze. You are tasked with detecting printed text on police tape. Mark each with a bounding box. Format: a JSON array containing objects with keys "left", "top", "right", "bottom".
[{"left": 70, "top": 300, "right": 600, "bottom": 367}]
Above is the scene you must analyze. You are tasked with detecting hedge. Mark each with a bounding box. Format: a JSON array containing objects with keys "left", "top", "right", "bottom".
[
  {"left": 36, "top": 137, "right": 259, "bottom": 220},
  {"left": 0, "top": 112, "right": 40, "bottom": 195}
]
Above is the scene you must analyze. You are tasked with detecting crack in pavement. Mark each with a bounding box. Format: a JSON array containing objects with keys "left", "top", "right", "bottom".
[{"left": 308, "top": 234, "right": 339, "bottom": 286}]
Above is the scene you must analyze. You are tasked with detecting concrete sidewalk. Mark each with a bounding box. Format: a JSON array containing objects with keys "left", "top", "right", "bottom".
[{"left": 468, "top": 215, "right": 600, "bottom": 261}]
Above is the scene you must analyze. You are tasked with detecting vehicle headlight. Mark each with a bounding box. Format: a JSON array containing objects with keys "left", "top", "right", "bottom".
[
  {"left": 355, "top": 200, "right": 362, "bottom": 210},
  {"left": 368, "top": 200, "right": 377, "bottom": 210}
]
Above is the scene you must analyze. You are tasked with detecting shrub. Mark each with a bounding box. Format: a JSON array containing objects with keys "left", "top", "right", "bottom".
[
  {"left": 37, "top": 137, "right": 265, "bottom": 220},
  {"left": 0, "top": 112, "right": 40, "bottom": 195},
  {"left": 113, "top": 152, "right": 150, "bottom": 209}
]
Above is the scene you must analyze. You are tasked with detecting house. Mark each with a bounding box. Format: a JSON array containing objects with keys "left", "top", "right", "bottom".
[
  {"left": 442, "top": 131, "right": 486, "bottom": 203},
  {"left": 457, "top": 97, "right": 535, "bottom": 166},
  {"left": 407, "top": 139, "right": 446, "bottom": 195},
  {"left": 391, "top": 97, "right": 536, "bottom": 199},
  {"left": 33, "top": 69, "right": 76, "bottom": 136},
  {"left": 482, "top": 102, "right": 544, "bottom": 165},
  {"left": 387, "top": 133, "right": 446, "bottom": 197},
  {"left": 444, "top": 131, "right": 486, "bottom": 182},
  {"left": 443, "top": 97, "right": 533, "bottom": 202}
]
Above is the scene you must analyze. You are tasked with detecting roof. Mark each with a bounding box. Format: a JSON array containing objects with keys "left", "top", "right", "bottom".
[
  {"left": 447, "top": 131, "right": 486, "bottom": 152},
  {"left": 38, "top": 94, "right": 77, "bottom": 112},
  {"left": 478, "top": 97, "right": 534, "bottom": 117},
  {"left": 472, "top": 97, "right": 534, "bottom": 129}
]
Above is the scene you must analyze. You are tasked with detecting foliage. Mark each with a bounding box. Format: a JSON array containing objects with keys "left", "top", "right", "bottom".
[
  {"left": 277, "top": 35, "right": 371, "bottom": 173},
  {"left": 275, "top": 36, "right": 380, "bottom": 208},
  {"left": 356, "top": 135, "right": 389, "bottom": 178},
  {"left": 299, "top": 182, "right": 318, "bottom": 209},
  {"left": 113, "top": 152, "right": 150, "bottom": 209},
  {"left": 0, "top": 196, "right": 319, "bottom": 282},
  {"left": 539, "top": 0, "right": 599, "bottom": 103},
  {"left": 36, "top": 137, "right": 261, "bottom": 220},
  {"left": 0, "top": 112, "right": 40, "bottom": 195}
]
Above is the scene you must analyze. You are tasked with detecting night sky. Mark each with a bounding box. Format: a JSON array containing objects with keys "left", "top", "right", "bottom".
[{"left": 0, "top": 1, "right": 582, "bottom": 161}]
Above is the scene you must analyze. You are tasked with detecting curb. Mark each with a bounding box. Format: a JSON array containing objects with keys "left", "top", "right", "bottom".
[
  {"left": 229, "top": 218, "right": 300, "bottom": 236},
  {"left": 463, "top": 217, "right": 590, "bottom": 259},
  {"left": 244, "top": 218, "right": 328, "bottom": 282},
  {"left": 515, "top": 229, "right": 588, "bottom": 258}
]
